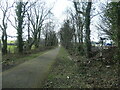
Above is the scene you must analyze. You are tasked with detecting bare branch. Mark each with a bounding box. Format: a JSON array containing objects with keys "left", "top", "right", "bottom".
[
  {"left": 73, "top": 2, "right": 84, "bottom": 15},
  {"left": 7, "top": 18, "right": 17, "bottom": 29},
  {"left": 0, "top": 25, "right": 4, "bottom": 31},
  {"left": 91, "top": 11, "right": 104, "bottom": 19}
]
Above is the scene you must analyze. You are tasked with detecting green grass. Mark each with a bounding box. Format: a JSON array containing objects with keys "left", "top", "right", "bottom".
[
  {"left": 7, "top": 40, "right": 15, "bottom": 43},
  {"left": 7, "top": 45, "right": 17, "bottom": 53},
  {"left": 42, "top": 47, "right": 80, "bottom": 88},
  {"left": 16, "top": 49, "right": 49, "bottom": 62},
  {"left": 1, "top": 40, "right": 17, "bottom": 53},
  {"left": 6, "top": 40, "right": 35, "bottom": 53},
  {"left": 4, "top": 48, "right": 53, "bottom": 63},
  {"left": 2, "top": 47, "right": 56, "bottom": 71},
  {"left": 42, "top": 47, "right": 119, "bottom": 88}
]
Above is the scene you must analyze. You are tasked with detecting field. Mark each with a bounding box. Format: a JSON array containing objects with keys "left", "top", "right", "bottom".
[
  {"left": 7, "top": 45, "right": 17, "bottom": 53},
  {"left": 5, "top": 40, "right": 36, "bottom": 53}
]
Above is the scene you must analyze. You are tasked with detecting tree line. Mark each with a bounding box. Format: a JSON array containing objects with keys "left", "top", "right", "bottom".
[
  {"left": 59, "top": 1, "right": 120, "bottom": 59},
  {"left": 0, "top": 0, "right": 58, "bottom": 55}
]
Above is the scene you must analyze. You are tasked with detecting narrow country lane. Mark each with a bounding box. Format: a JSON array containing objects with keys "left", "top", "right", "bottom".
[{"left": 1, "top": 47, "right": 60, "bottom": 88}]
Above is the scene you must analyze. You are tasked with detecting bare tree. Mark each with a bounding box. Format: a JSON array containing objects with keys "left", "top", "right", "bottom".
[
  {"left": 59, "top": 20, "right": 74, "bottom": 49},
  {"left": 85, "top": 1, "right": 92, "bottom": 58},
  {"left": 43, "top": 19, "right": 57, "bottom": 47},
  {"left": 74, "top": 1, "right": 92, "bottom": 58},
  {"left": 14, "top": 0, "right": 37, "bottom": 53},
  {"left": 0, "top": 1, "right": 14, "bottom": 55},
  {"left": 27, "top": 1, "right": 53, "bottom": 49}
]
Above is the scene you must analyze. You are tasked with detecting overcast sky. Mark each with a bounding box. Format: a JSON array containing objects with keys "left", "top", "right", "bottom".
[{"left": 0, "top": 0, "right": 108, "bottom": 42}]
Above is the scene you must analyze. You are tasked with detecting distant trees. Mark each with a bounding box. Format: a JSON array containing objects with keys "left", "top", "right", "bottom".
[
  {"left": 59, "top": 20, "right": 74, "bottom": 49},
  {"left": 43, "top": 18, "right": 58, "bottom": 47},
  {"left": 59, "top": 2, "right": 91, "bottom": 56},
  {"left": 45, "top": 30, "right": 58, "bottom": 46},
  {"left": 65, "top": 8, "right": 85, "bottom": 55},
  {"left": 27, "top": 1, "right": 52, "bottom": 49}
]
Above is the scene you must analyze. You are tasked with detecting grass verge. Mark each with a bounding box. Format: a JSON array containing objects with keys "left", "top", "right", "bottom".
[
  {"left": 42, "top": 47, "right": 119, "bottom": 88},
  {"left": 2, "top": 46, "right": 57, "bottom": 71},
  {"left": 42, "top": 47, "right": 80, "bottom": 88}
]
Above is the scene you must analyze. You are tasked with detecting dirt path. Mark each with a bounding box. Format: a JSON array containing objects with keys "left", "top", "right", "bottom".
[{"left": 1, "top": 47, "right": 60, "bottom": 88}]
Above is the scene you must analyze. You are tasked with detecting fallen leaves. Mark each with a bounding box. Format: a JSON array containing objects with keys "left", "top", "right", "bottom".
[{"left": 42, "top": 47, "right": 119, "bottom": 88}]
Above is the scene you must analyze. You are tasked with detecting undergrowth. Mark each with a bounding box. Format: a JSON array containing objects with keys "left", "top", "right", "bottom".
[{"left": 43, "top": 47, "right": 119, "bottom": 88}]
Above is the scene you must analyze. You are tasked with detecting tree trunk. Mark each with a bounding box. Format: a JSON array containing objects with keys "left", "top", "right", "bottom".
[
  {"left": 1, "top": 11, "right": 8, "bottom": 55},
  {"left": 2, "top": 31, "right": 7, "bottom": 55},
  {"left": 74, "top": 34, "right": 77, "bottom": 44},
  {"left": 34, "top": 33, "right": 39, "bottom": 48},
  {"left": 17, "top": 18, "right": 24, "bottom": 53},
  {"left": 16, "top": 1, "right": 24, "bottom": 53},
  {"left": 77, "top": 24, "right": 81, "bottom": 44},
  {"left": 37, "top": 28, "right": 41, "bottom": 47},
  {"left": 117, "top": 2, "right": 120, "bottom": 59},
  {"left": 17, "top": 30, "right": 23, "bottom": 53},
  {"left": 28, "top": 20, "right": 30, "bottom": 41},
  {"left": 80, "top": 24, "right": 84, "bottom": 44},
  {"left": 85, "top": 2, "right": 92, "bottom": 58}
]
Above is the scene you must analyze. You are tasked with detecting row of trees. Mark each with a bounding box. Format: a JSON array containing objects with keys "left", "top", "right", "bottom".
[
  {"left": 60, "top": 1, "right": 92, "bottom": 58},
  {"left": 60, "top": 1, "right": 120, "bottom": 59},
  {"left": 0, "top": 0, "right": 58, "bottom": 55}
]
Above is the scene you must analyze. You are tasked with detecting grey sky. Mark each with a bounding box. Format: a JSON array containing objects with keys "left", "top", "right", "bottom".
[{"left": 0, "top": 0, "right": 107, "bottom": 42}]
